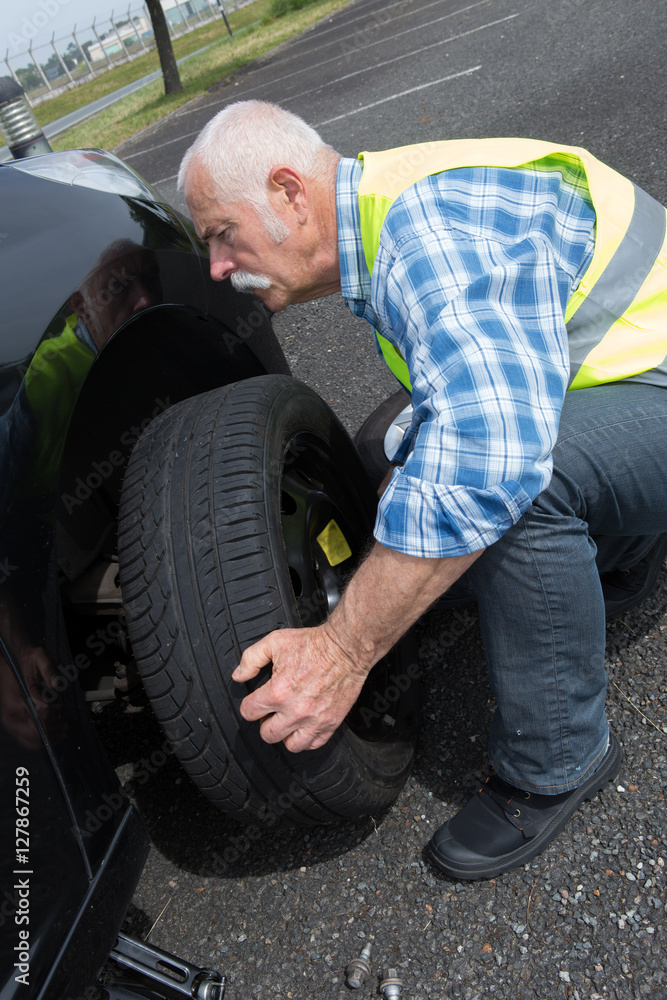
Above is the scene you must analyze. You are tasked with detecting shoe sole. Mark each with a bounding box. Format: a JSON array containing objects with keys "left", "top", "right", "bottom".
[{"left": 427, "top": 733, "right": 623, "bottom": 881}]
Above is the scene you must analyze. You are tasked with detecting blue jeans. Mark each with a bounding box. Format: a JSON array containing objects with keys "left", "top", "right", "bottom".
[{"left": 463, "top": 381, "right": 667, "bottom": 793}]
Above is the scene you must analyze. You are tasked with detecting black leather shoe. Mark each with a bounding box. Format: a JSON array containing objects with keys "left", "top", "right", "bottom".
[
  {"left": 602, "top": 534, "right": 667, "bottom": 620},
  {"left": 427, "top": 734, "right": 623, "bottom": 880}
]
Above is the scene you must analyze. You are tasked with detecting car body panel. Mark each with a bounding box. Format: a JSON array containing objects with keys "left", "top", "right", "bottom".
[{"left": 0, "top": 150, "right": 288, "bottom": 999}]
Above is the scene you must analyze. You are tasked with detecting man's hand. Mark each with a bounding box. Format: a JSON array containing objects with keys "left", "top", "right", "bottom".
[
  {"left": 232, "top": 622, "right": 371, "bottom": 753},
  {"left": 233, "top": 542, "right": 485, "bottom": 754}
]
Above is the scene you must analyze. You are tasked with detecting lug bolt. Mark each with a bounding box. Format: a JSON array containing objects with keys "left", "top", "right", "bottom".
[
  {"left": 379, "top": 968, "right": 403, "bottom": 1000},
  {"left": 345, "top": 941, "right": 372, "bottom": 989}
]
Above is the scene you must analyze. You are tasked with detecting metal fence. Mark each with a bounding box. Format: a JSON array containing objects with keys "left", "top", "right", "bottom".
[{"left": 4, "top": 0, "right": 237, "bottom": 106}]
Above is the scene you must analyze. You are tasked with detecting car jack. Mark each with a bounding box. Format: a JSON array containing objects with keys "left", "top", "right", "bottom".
[{"left": 101, "top": 932, "right": 225, "bottom": 1000}]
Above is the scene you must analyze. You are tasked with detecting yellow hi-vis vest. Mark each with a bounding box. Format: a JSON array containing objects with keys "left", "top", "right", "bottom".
[
  {"left": 21, "top": 316, "right": 95, "bottom": 500},
  {"left": 357, "top": 139, "right": 667, "bottom": 392}
]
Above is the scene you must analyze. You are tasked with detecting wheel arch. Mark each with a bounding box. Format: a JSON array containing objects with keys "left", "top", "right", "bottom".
[{"left": 56, "top": 301, "right": 288, "bottom": 580}]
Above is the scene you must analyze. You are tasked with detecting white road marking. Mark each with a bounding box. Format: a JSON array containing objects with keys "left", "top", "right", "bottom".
[
  {"left": 279, "top": 14, "right": 517, "bottom": 107},
  {"left": 123, "top": 7, "right": 516, "bottom": 162},
  {"left": 173, "top": 0, "right": 503, "bottom": 119},
  {"left": 296, "top": 0, "right": 494, "bottom": 48},
  {"left": 315, "top": 64, "right": 483, "bottom": 125}
]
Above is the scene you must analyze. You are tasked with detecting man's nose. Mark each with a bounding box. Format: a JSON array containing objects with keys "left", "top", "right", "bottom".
[
  {"left": 130, "top": 283, "right": 155, "bottom": 313},
  {"left": 209, "top": 251, "right": 238, "bottom": 282}
]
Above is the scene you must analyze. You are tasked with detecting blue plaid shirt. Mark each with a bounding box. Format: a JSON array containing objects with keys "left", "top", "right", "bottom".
[{"left": 337, "top": 156, "right": 597, "bottom": 557}]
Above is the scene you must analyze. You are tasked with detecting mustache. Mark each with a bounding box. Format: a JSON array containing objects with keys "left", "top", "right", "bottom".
[{"left": 230, "top": 271, "right": 272, "bottom": 292}]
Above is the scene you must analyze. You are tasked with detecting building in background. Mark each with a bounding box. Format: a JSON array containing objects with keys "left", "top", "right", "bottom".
[
  {"left": 162, "top": 0, "right": 218, "bottom": 29},
  {"left": 86, "top": 15, "right": 151, "bottom": 64}
]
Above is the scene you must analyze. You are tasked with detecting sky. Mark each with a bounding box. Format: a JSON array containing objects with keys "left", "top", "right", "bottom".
[{"left": 1, "top": 0, "right": 149, "bottom": 66}]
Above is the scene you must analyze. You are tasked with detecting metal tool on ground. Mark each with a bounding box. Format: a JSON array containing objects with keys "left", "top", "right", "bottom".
[
  {"left": 379, "top": 968, "right": 403, "bottom": 1000},
  {"left": 345, "top": 942, "right": 372, "bottom": 989}
]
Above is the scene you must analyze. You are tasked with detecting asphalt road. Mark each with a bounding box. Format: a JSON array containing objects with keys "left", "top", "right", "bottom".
[{"left": 103, "top": 0, "right": 667, "bottom": 997}]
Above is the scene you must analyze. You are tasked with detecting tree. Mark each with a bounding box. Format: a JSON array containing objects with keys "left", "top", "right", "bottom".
[
  {"left": 16, "top": 65, "right": 42, "bottom": 92},
  {"left": 63, "top": 42, "right": 83, "bottom": 71},
  {"left": 143, "top": 0, "right": 182, "bottom": 96}
]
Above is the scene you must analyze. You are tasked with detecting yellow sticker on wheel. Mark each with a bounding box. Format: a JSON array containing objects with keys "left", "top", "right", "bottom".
[{"left": 316, "top": 519, "right": 352, "bottom": 567}]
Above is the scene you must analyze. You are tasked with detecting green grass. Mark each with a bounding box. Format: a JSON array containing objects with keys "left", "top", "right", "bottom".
[
  {"left": 271, "top": 0, "right": 320, "bottom": 16},
  {"left": 46, "top": 0, "right": 350, "bottom": 152}
]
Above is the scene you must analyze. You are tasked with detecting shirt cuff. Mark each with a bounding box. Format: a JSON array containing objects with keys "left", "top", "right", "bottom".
[{"left": 374, "top": 469, "right": 534, "bottom": 557}]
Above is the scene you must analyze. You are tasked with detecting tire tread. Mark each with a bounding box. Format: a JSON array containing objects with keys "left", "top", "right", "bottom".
[{"left": 118, "top": 376, "right": 417, "bottom": 825}]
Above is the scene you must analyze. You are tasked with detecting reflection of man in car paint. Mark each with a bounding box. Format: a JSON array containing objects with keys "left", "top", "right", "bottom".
[
  {"left": 69, "top": 239, "right": 161, "bottom": 351},
  {"left": 1, "top": 240, "right": 161, "bottom": 510},
  {"left": 0, "top": 241, "right": 160, "bottom": 749}
]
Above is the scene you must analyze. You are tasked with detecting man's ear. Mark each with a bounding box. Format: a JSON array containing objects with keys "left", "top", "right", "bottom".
[
  {"left": 69, "top": 290, "right": 92, "bottom": 327},
  {"left": 268, "top": 165, "right": 309, "bottom": 223}
]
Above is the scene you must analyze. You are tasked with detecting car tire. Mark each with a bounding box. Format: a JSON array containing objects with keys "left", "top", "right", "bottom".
[
  {"left": 354, "top": 388, "right": 412, "bottom": 488},
  {"left": 117, "top": 375, "right": 419, "bottom": 826}
]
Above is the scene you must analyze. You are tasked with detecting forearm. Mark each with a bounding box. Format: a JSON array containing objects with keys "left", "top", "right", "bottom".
[{"left": 323, "top": 541, "right": 484, "bottom": 672}]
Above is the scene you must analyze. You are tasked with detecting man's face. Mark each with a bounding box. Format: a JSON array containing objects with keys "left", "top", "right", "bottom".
[
  {"left": 73, "top": 246, "right": 162, "bottom": 347},
  {"left": 185, "top": 164, "right": 335, "bottom": 313}
]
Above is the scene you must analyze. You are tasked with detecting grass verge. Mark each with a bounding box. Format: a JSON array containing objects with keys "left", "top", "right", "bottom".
[{"left": 48, "top": 0, "right": 350, "bottom": 153}]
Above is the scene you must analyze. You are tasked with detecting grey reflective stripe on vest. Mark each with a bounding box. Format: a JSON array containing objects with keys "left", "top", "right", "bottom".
[{"left": 567, "top": 184, "right": 667, "bottom": 381}]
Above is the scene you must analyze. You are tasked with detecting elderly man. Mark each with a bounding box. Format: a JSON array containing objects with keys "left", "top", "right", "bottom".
[{"left": 178, "top": 100, "right": 667, "bottom": 880}]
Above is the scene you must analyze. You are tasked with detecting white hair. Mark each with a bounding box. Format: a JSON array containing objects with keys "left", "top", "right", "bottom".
[{"left": 178, "top": 100, "right": 338, "bottom": 224}]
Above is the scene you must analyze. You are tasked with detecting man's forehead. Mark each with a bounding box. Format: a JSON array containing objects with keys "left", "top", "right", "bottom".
[
  {"left": 186, "top": 180, "right": 220, "bottom": 216},
  {"left": 186, "top": 189, "right": 227, "bottom": 230}
]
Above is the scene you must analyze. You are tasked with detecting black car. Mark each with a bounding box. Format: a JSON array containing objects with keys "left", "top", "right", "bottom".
[{"left": 0, "top": 147, "right": 418, "bottom": 999}]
